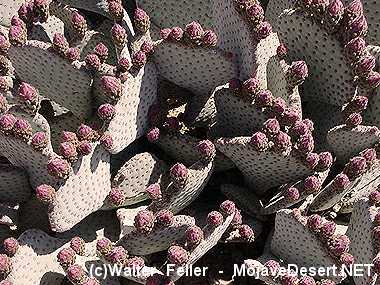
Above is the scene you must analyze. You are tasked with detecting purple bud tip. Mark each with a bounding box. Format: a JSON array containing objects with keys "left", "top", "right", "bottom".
[
  {"left": 206, "top": 211, "right": 224, "bottom": 226},
  {"left": 344, "top": 37, "right": 366, "bottom": 59},
  {"left": 132, "top": 51, "right": 147, "bottom": 68},
  {"left": 202, "top": 30, "right": 218, "bottom": 47},
  {"left": 77, "top": 141, "right": 92, "bottom": 156},
  {"left": 272, "top": 97, "right": 287, "bottom": 115},
  {"left": 369, "top": 191, "right": 380, "bottom": 205},
  {"left": 94, "top": 43, "right": 109, "bottom": 62},
  {"left": 71, "top": 11, "right": 86, "bottom": 27},
  {"left": 273, "top": 131, "right": 292, "bottom": 152},
  {"left": 141, "top": 41, "right": 154, "bottom": 55},
  {"left": 77, "top": 124, "right": 93, "bottom": 141},
  {"left": 3, "top": 238, "right": 18, "bottom": 256},
  {"left": 70, "top": 237, "right": 85, "bottom": 255},
  {"left": 134, "top": 8, "right": 150, "bottom": 34},
  {"left": 328, "top": 235, "right": 350, "bottom": 257},
  {"left": 0, "top": 281, "right": 12, "bottom": 285},
  {"left": 146, "top": 274, "right": 174, "bottom": 285},
  {"left": 282, "top": 108, "right": 301, "bottom": 127},
  {"left": 304, "top": 176, "right": 321, "bottom": 193},
  {"left": 220, "top": 200, "right": 236, "bottom": 216},
  {"left": 297, "top": 134, "right": 315, "bottom": 154},
  {"left": 307, "top": 214, "right": 323, "bottom": 232},
  {"left": 332, "top": 173, "right": 350, "bottom": 190},
  {"left": 374, "top": 257, "right": 380, "bottom": 274},
  {"left": 374, "top": 212, "right": 380, "bottom": 226},
  {"left": 97, "top": 104, "right": 115, "bottom": 121},
  {"left": 232, "top": 209, "right": 242, "bottom": 225},
  {"left": 107, "top": 188, "right": 125, "bottom": 207},
  {"left": 346, "top": 112, "right": 362, "bottom": 127},
  {"left": 127, "top": 256, "right": 145, "bottom": 269},
  {"left": 185, "top": 21, "right": 204, "bottom": 41},
  {"left": 83, "top": 278, "right": 100, "bottom": 285},
  {"left": 246, "top": 4, "right": 264, "bottom": 24},
  {"left": 117, "top": 57, "right": 130, "bottom": 73},
  {"left": 11, "top": 15, "right": 25, "bottom": 27},
  {"left": 170, "top": 163, "right": 188, "bottom": 186},
  {"left": 101, "top": 76, "right": 122, "bottom": 100},
  {"left": 255, "top": 21, "right": 272, "bottom": 40},
  {"left": 291, "top": 121, "right": 311, "bottom": 138},
  {"left": 100, "top": 133, "right": 113, "bottom": 150},
  {"left": 96, "top": 238, "right": 112, "bottom": 255},
  {"left": 340, "top": 252, "right": 355, "bottom": 265},
  {"left": 263, "top": 260, "right": 280, "bottom": 275},
  {"left": 52, "top": 33, "right": 69, "bottom": 54},
  {"left": 13, "top": 118, "right": 32, "bottom": 140},
  {"left": 36, "top": 184, "right": 55, "bottom": 203},
  {"left": 364, "top": 71, "right": 380, "bottom": 90},
  {"left": 197, "top": 140, "right": 216, "bottom": 161},
  {"left": 242, "top": 77, "right": 260, "bottom": 97},
  {"left": 66, "top": 47, "right": 80, "bottom": 62},
  {"left": 167, "top": 245, "right": 189, "bottom": 265},
  {"left": 238, "top": 224, "right": 255, "bottom": 242},
  {"left": 289, "top": 61, "right": 308, "bottom": 84},
  {"left": 256, "top": 89, "right": 273, "bottom": 108},
  {"left": 346, "top": 0, "right": 363, "bottom": 17},
  {"left": 57, "top": 248, "right": 76, "bottom": 268},
  {"left": 320, "top": 221, "right": 336, "bottom": 237},
  {"left": 355, "top": 55, "right": 376, "bottom": 76},
  {"left": 59, "top": 142, "right": 77, "bottom": 161},
  {"left": 0, "top": 254, "right": 11, "bottom": 275},
  {"left": 168, "top": 27, "right": 184, "bottom": 42},
  {"left": 263, "top": 118, "right": 280, "bottom": 136},
  {"left": 0, "top": 114, "right": 16, "bottom": 132},
  {"left": 146, "top": 183, "right": 162, "bottom": 200},
  {"left": 185, "top": 225, "right": 204, "bottom": 246},
  {"left": 107, "top": 246, "right": 127, "bottom": 264},
  {"left": 18, "top": 82, "right": 38, "bottom": 103},
  {"left": 320, "top": 281, "right": 336, "bottom": 285},
  {"left": 284, "top": 187, "right": 300, "bottom": 201},
  {"left": 61, "top": 131, "right": 77, "bottom": 143},
  {"left": 155, "top": 210, "right": 174, "bottom": 227},
  {"left": 111, "top": 24, "right": 126, "bottom": 46},
  {"left": 250, "top": 131, "right": 268, "bottom": 151},
  {"left": 344, "top": 156, "right": 367, "bottom": 179},
  {"left": 67, "top": 264, "right": 86, "bottom": 283},
  {"left": 299, "top": 276, "right": 316, "bottom": 285},
  {"left": 108, "top": 1, "right": 123, "bottom": 21},
  {"left": 229, "top": 78, "right": 242, "bottom": 90},
  {"left": 277, "top": 43, "right": 288, "bottom": 59},
  {"left": 0, "top": 35, "right": 10, "bottom": 53},
  {"left": 349, "top": 96, "right": 368, "bottom": 113},
  {"left": 305, "top": 152, "right": 319, "bottom": 169},
  {"left": 9, "top": 25, "right": 26, "bottom": 46},
  {"left": 85, "top": 53, "right": 101, "bottom": 70},
  {"left": 347, "top": 15, "right": 368, "bottom": 38},
  {"left": 31, "top": 131, "right": 47, "bottom": 150},
  {"left": 146, "top": 127, "right": 160, "bottom": 143},
  {"left": 317, "top": 152, "right": 333, "bottom": 171},
  {"left": 360, "top": 148, "right": 377, "bottom": 163},
  {"left": 134, "top": 210, "right": 154, "bottom": 234},
  {"left": 160, "top": 28, "right": 172, "bottom": 40},
  {"left": 47, "top": 158, "right": 70, "bottom": 179},
  {"left": 280, "top": 274, "right": 299, "bottom": 285}
]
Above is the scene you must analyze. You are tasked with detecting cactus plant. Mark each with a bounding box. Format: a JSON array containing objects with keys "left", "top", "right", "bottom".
[{"left": 1, "top": 0, "right": 380, "bottom": 284}]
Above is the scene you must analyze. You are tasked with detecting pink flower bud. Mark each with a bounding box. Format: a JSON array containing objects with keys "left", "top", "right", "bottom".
[
  {"left": 146, "top": 183, "right": 161, "bottom": 200},
  {"left": 206, "top": 211, "right": 224, "bottom": 226},
  {"left": 107, "top": 188, "right": 125, "bottom": 206},
  {"left": 134, "top": 8, "right": 150, "bottom": 34},
  {"left": 36, "top": 184, "right": 55, "bottom": 203},
  {"left": 134, "top": 210, "right": 154, "bottom": 234},
  {"left": 167, "top": 246, "right": 188, "bottom": 265},
  {"left": 47, "top": 158, "right": 70, "bottom": 179}
]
